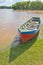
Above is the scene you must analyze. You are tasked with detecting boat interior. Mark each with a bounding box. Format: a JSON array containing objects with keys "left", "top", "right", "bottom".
[{"left": 20, "top": 17, "right": 40, "bottom": 31}]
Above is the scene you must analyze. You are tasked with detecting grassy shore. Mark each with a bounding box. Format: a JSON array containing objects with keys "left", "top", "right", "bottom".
[{"left": 0, "top": 26, "right": 43, "bottom": 65}]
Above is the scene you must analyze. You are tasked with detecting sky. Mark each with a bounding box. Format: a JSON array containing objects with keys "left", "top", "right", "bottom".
[{"left": 0, "top": 0, "right": 43, "bottom": 6}]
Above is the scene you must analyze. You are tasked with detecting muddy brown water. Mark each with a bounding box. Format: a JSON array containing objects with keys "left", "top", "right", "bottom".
[{"left": 0, "top": 9, "right": 43, "bottom": 50}]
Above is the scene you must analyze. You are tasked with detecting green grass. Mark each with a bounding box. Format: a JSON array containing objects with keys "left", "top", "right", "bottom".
[{"left": 0, "top": 29, "right": 43, "bottom": 65}]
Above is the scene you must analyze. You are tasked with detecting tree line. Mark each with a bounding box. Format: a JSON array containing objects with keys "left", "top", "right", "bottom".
[
  {"left": 0, "top": 6, "right": 12, "bottom": 9},
  {"left": 12, "top": 1, "right": 43, "bottom": 10}
]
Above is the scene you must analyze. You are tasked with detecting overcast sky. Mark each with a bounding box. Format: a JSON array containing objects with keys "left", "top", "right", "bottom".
[{"left": 0, "top": 0, "right": 43, "bottom": 6}]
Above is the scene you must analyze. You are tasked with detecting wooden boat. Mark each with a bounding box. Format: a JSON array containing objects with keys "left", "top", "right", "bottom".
[{"left": 18, "top": 17, "right": 41, "bottom": 43}]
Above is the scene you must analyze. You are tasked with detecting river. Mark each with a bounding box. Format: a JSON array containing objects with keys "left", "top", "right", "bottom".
[{"left": 0, "top": 9, "right": 43, "bottom": 50}]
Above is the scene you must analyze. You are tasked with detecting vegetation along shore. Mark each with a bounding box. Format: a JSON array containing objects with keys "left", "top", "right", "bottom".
[
  {"left": 0, "top": 1, "right": 43, "bottom": 10},
  {"left": 12, "top": 1, "right": 43, "bottom": 10}
]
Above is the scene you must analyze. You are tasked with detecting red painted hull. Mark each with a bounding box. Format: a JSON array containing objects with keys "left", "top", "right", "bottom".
[{"left": 19, "top": 33, "right": 36, "bottom": 43}]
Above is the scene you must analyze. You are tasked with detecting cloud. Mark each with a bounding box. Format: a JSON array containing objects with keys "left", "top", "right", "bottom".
[
  {"left": 0, "top": 0, "right": 6, "bottom": 3},
  {"left": 6, "top": 0, "right": 13, "bottom": 2},
  {"left": 0, "top": 0, "right": 13, "bottom": 6},
  {"left": 23, "top": 0, "right": 28, "bottom": 1}
]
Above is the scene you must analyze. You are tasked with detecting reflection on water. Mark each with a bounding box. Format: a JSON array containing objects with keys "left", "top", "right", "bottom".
[{"left": 0, "top": 9, "right": 43, "bottom": 49}]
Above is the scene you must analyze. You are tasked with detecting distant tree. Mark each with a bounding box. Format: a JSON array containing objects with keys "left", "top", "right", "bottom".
[{"left": 0, "top": 6, "right": 12, "bottom": 9}]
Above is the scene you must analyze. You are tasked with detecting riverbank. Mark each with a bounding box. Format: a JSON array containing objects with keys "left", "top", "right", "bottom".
[
  {"left": 0, "top": 25, "right": 43, "bottom": 65},
  {"left": 14, "top": 10, "right": 43, "bottom": 13}
]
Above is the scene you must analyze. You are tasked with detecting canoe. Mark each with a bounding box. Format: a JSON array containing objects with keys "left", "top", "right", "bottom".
[{"left": 18, "top": 17, "right": 41, "bottom": 43}]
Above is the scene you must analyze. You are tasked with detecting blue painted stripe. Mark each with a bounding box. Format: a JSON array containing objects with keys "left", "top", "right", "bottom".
[{"left": 18, "top": 29, "right": 38, "bottom": 34}]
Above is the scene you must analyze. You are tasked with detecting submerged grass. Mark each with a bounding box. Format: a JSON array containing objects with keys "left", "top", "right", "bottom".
[{"left": 0, "top": 26, "right": 43, "bottom": 65}]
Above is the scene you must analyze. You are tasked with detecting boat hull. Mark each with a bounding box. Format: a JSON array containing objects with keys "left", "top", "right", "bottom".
[
  {"left": 19, "top": 33, "right": 36, "bottom": 43},
  {"left": 18, "top": 29, "right": 39, "bottom": 43}
]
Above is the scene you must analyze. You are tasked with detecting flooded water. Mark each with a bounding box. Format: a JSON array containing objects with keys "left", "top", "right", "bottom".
[{"left": 0, "top": 9, "right": 43, "bottom": 49}]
